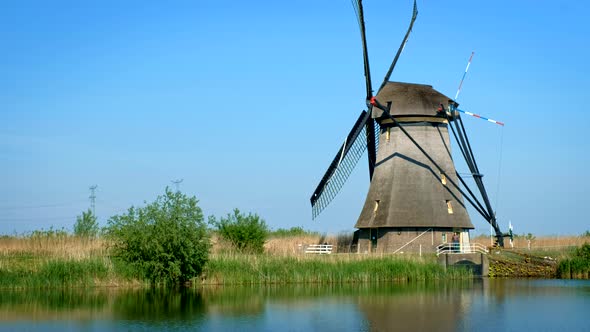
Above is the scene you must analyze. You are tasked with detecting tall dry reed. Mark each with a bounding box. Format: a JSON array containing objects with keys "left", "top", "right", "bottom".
[
  {"left": 471, "top": 235, "right": 590, "bottom": 250},
  {"left": 0, "top": 235, "right": 107, "bottom": 260}
]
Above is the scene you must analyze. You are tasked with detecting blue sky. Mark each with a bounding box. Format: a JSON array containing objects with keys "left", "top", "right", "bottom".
[{"left": 1, "top": 0, "right": 589, "bottom": 236}]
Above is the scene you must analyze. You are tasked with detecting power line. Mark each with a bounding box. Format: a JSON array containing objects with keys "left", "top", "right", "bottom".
[
  {"left": 0, "top": 215, "right": 75, "bottom": 222},
  {"left": 0, "top": 201, "right": 83, "bottom": 211}
]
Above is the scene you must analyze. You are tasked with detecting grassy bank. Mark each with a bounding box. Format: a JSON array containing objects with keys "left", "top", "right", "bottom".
[
  {"left": 487, "top": 250, "right": 557, "bottom": 278},
  {"left": 487, "top": 244, "right": 590, "bottom": 279}
]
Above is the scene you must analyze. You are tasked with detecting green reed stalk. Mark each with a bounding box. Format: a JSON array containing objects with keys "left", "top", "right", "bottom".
[{"left": 201, "top": 254, "right": 471, "bottom": 285}]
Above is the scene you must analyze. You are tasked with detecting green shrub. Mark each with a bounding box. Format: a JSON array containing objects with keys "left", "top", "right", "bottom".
[
  {"left": 210, "top": 209, "right": 268, "bottom": 254},
  {"left": 104, "top": 188, "right": 210, "bottom": 285},
  {"left": 74, "top": 209, "right": 99, "bottom": 238}
]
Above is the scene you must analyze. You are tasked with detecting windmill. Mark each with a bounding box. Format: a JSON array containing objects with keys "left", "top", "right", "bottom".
[{"left": 309, "top": 0, "right": 510, "bottom": 253}]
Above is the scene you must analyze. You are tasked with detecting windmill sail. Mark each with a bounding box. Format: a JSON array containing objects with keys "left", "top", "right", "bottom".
[
  {"left": 310, "top": 111, "right": 372, "bottom": 219},
  {"left": 310, "top": 0, "right": 416, "bottom": 219},
  {"left": 377, "top": 0, "right": 418, "bottom": 94},
  {"left": 352, "top": 0, "right": 378, "bottom": 180}
]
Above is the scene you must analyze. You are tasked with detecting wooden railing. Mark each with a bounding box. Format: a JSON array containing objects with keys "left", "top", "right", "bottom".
[
  {"left": 304, "top": 244, "right": 333, "bottom": 254},
  {"left": 436, "top": 243, "right": 488, "bottom": 256}
]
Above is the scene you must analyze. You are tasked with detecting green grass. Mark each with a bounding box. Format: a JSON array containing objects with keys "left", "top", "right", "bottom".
[{"left": 200, "top": 254, "right": 471, "bottom": 285}]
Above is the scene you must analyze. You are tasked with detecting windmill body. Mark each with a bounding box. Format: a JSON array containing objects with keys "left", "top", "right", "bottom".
[{"left": 354, "top": 82, "right": 473, "bottom": 253}]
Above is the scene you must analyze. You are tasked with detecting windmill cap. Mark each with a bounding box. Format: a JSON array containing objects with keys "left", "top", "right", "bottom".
[{"left": 372, "top": 81, "right": 454, "bottom": 119}]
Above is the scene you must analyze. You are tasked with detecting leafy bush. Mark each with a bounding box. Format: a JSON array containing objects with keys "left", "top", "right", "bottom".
[
  {"left": 74, "top": 209, "right": 99, "bottom": 238},
  {"left": 104, "top": 189, "right": 210, "bottom": 284},
  {"left": 210, "top": 209, "right": 268, "bottom": 254}
]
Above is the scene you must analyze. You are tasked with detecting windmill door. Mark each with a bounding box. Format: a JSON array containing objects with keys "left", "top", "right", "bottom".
[{"left": 370, "top": 228, "right": 378, "bottom": 253}]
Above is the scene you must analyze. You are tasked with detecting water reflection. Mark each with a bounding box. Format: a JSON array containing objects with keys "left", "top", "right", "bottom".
[
  {"left": 0, "top": 288, "right": 109, "bottom": 321},
  {"left": 111, "top": 288, "right": 205, "bottom": 321},
  {"left": 357, "top": 282, "right": 476, "bottom": 332},
  {"left": 0, "top": 280, "right": 588, "bottom": 331}
]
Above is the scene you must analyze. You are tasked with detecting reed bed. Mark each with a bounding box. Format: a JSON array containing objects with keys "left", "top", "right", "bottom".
[
  {"left": 263, "top": 233, "right": 356, "bottom": 255},
  {"left": 0, "top": 235, "right": 107, "bottom": 260},
  {"left": 264, "top": 235, "right": 323, "bottom": 256},
  {"left": 3, "top": 233, "right": 586, "bottom": 288},
  {"left": 471, "top": 235, "right": 590, "bottom": 250},
  {"left": 556, "top": 244, "right": 590, "bottom": 279},
  {"left": 557, "top": 259, "right": 590, "bottom": 279},
  {"left": 0, "top": 235, "right": 140, "bottom": 289},
  {"left": 0, "top": 257, "right": 110, "bottom": 289},
  {"left": 201, "top": 253, "right": 470, "bottom": 285}
]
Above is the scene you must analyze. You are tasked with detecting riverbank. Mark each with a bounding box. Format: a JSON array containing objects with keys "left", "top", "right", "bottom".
[
  {"left": 1, "top": 235, "right": 588, "bottom": 288},
  {"left": 0, "top": 253, "right": 470, "bottom": 289},
  {"left": 486, "top": 244, "right": 590, "bottom": 278},
  {"left": 487, "top": 249, "right": 558, "bottom": 278},
  {"left": 0, "top": 234, "right": 474, "bottom": 288}
]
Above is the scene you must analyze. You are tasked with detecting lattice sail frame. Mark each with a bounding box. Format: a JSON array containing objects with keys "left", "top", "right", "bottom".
[{"left": 310, "top": 111, "right": 379, "bottom": 219}]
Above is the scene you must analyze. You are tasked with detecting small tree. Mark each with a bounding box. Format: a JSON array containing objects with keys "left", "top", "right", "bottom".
[
  {"left": 74, "top": 209, "right": 99, "bottom": 238},
  {"left": 210, "top": 209, "right": 268, "bottom": 254},
  {"left": 104, "top": 188, "right": 210, "bottom": 284}
]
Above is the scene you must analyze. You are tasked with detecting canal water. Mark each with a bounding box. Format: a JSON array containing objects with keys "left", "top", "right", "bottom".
[{"left": 0, "top": 279, "right": 588, "bottom": 331}]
